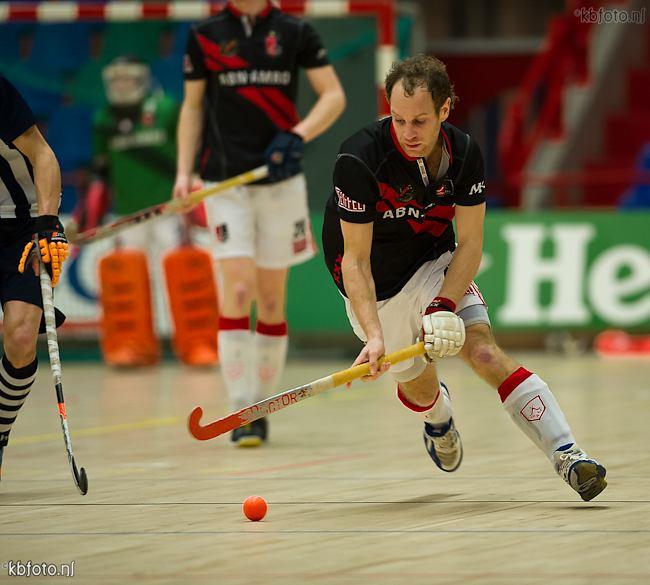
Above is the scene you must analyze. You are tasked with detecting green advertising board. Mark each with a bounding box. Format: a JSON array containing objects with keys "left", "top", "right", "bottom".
[{"left": 288, "top": 211, "right": 650, "bottom": 334}]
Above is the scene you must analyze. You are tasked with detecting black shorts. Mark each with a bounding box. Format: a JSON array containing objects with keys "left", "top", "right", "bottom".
[{"left": 0, "top": 219, "right": 65, "bottom": 330}]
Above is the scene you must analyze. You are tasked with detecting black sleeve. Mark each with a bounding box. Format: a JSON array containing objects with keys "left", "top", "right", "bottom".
[
  {"left": 0, "top": 76, "right": 36, "bottom": 144},
  {"left": 297, "top": 21, "right": 330, "bottom": 68},
  {"left": 183, "top": 28, "right": 208, "bottom": 80},
  {"left": 454, "top": 138, "right": 486, "bottom": 206},
  {"left": 333, "top": 154, "right": 380, "bottom": 224}
]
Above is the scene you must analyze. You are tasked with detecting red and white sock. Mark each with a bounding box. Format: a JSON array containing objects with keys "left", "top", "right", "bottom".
[
  {"left": 498, "top": 367, "right": 575, "bottom": 460},
  {"left": 397, "top": 383, "right": 453, "bottom": 426},
  {"left": 253, "top": 321, "right": 288, "bottom": 402},
  {"left": 218, "top": 317, "right": 252, "bottom": 410}
]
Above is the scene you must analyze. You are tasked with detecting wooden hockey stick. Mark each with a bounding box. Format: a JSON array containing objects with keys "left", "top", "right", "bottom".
[
  {"left": 188, "top": 342, "right": 426, "bottom": 441},
  {"left": 73, "top": 165, "right": 268, "bottom": 245}
]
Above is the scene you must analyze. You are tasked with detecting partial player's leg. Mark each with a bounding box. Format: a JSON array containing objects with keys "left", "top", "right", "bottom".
[
  {"left": 459, "top": 323, "right": 607, "bottom": 501},
  {"left": 343, "top": 257, "right": 463, "bottom": 472},
  {"left": 216, "top": 256, "right": 259, "bottom": 447},
  {"left": 243, "top": 266, "right": 290, "bottom": 445},
  {"left": 204, "top": 183, "right": 262, "bottom": 446},
  {"left": 0, "top": 300, "right": 41, "bottom": 480},
  {"left": 243, "top": 174, "right": 316, "bottom": 446},
  {"left": 254, "top": 267, "right": 288, "bottom": 404},
  {"left": 397, "top": 364, "right": 463, "bottom": 472},
  {"left": 1, "top": 230, "right": 49, "bottom": 481}
]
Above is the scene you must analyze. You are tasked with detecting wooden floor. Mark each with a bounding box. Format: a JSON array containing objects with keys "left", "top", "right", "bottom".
[{"left": 1, "top": 352, "right": 649, "bottom": 584}]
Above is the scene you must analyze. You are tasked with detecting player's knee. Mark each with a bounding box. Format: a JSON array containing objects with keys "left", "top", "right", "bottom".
[
  {"left": 226, "top": 281, "right": 254, "bottom": 310},
  {"left": 235, "top": 286, "right": 252, "bottom": 309},
  {"left": 257, "top": 295, "right": 282, "bottom": 317},
  {"left": 4, "top": 322, "right": 37, "bottom": 366},
  {"left": 399, "top": 366, "right": 440, "bottom": 406},
  {"left": 406, "top": 384, "right": 438, "bottom": 407},
  {"left": 467, "top": 339, "right": 500, "bottom": 371}
]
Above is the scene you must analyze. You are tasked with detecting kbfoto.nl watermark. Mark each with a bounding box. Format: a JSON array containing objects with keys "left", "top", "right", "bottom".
[
  {"left": 574, "top": 6, "right": 646, "bottom": 24},
  {"left": 3, "top": 560, "right": 75, "bottom": 577}
]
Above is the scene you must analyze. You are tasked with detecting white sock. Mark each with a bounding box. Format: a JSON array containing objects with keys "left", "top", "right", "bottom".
[
  {"left": 425, "top": 384, "right": 454, "bottom": 426},
  {"left": 499, "top": 368, "right": 575, "bottom": 460},
  {"left": 253, "top": 321, "right": 288, "bottom": 402},
  {"left": 397, "top": 383, "right": 453, "bottom": 425},
  {"left": 218, "top": 318, "right": 253, "bottom": 411}
]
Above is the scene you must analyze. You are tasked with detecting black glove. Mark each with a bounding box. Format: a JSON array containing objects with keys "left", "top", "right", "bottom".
[
  {"left": 18, "top": 215, "right": 69, "bottom": 287},
  {"left": 264, "top": 131, "right": 304, "bottom": 181}
]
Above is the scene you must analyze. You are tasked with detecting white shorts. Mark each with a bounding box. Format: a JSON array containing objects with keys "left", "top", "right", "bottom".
[
  {"left": 343, "top": 251, "right": 491, "bottom": 383},
  {"left": 203, "top": 173, "right": 316, "bottom": 269}
]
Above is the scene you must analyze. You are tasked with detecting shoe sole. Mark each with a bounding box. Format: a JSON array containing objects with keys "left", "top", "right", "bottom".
[
  {"left": 572, "top": 461, "right": 608, "bottom": 501},
  {"left": 235, "top": 437, "right": 264, "bottom": 448}
]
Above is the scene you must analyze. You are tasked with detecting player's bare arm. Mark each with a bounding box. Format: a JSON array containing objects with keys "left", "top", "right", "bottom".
[
  {"left": 13, "top": 125, "right": 61, "bottom": 215},
  {"left": 340, "top": 219, "right": 389, "bottom": 380},
  {"left": 436, "top": 202, "right": 486, "bottom": 305},
  {"left": 292, "top": 65, "right": 346, "bottom": 142},
  {"left": 174, "top": 79, "right": 206, "bottom": 200},
  {"left": 14, "top": 124, "right": 69, "bottom": 284}
]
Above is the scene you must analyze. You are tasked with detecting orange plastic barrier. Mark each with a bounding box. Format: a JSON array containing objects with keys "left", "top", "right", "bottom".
[
  {"left": 594, "top": 330, "right": 650, "bottom": 358},
  {"left": 98, "top": 249, "right": 160, "bottom": 366},
  {"left": 163, "top": 245, "right": 219, "bottom": 366}
]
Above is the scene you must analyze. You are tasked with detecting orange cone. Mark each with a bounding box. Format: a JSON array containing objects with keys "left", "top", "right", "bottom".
[
  {"left": 163, "top": 245, "right": 219, "bottom": 366},
  {"left": 98, "top": 249, "right": 160, "bottom": 367}
]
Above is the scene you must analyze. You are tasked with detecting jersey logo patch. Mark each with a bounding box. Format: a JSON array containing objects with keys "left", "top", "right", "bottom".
[
  {"left": 215, "top": 224, "right": 229, "bottom": 242},
  {"left": 520, "top": 395, "right": 546, "bottom": 422},
  {"left": 469, "top": 181, "right": 486, "bottom": 195},
  {"left": 396, "top": 184, "right": 414, "bottom": 202},
  {"left": 336, "top": 187, "right": 366, "bottom": 213},
  {"left": 221, "top": 39, "right": 238, "bottom": 56},
  {"left": 293, "top": 219, "right": 307, "bottom": 253},
  {"left": 265, "top": 31, "right": 282, "bottom": 57},
  {"left": 435, "top": 178, "right": 454, "bottom": 198}
]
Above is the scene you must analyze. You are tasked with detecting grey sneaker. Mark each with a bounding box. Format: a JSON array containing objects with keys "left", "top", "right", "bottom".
[{"left": 554, "top": 444, "right": 607, "bottom": 501}]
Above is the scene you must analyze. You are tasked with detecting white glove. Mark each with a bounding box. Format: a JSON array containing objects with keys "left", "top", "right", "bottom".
[{"left": 422, "top": 310, "right": 466, "bottom": 359}]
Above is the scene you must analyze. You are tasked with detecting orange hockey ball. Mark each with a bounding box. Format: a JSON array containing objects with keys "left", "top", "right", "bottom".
[{"left": 243, "top": 495, "right": 268, "bottom": 521}]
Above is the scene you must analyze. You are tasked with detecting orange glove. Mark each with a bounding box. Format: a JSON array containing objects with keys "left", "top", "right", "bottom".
[{"left": 18, "top": 215, "right": 69, "bottom": 287}]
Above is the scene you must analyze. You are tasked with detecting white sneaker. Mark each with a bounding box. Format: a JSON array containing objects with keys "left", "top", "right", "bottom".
[
  {"left": 554, "top": 444, "right": 607, "bottom": 501},
  {"left": 423, "top": 418, "right": 463, "bottom": 472}
]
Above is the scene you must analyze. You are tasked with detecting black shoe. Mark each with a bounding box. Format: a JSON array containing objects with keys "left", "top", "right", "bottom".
[{"left": 230, "top": 418, "right": 268, "bottom": 448}]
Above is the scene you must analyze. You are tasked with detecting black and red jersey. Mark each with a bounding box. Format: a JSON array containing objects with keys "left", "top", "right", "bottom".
[
  {"left": 184, "top": 1, "right": 329, "bottom": 183},
  {"left": 322, "top": 117, "right": 486, "bottom": 300}
]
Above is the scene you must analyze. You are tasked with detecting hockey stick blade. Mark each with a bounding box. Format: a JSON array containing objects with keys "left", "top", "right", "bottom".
[
  {"left": 72, "top": 460, "right": 89, "bottom": 495},
  {"left": 188, "top": 342, "right": 425, "bottom": 441}
]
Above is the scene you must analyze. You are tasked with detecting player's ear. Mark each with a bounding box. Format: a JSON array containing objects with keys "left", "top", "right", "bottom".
[{"left": 439, "top": 97, "right": 451, "bottom": 123}]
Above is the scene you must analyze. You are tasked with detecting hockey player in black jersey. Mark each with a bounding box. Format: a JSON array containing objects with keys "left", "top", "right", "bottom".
[
  {"left": 174, "top": 0, "right": 345, "bottom": 447},
  {"left": 322, "top": 55, "right": 606, "bottom": 502}
]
